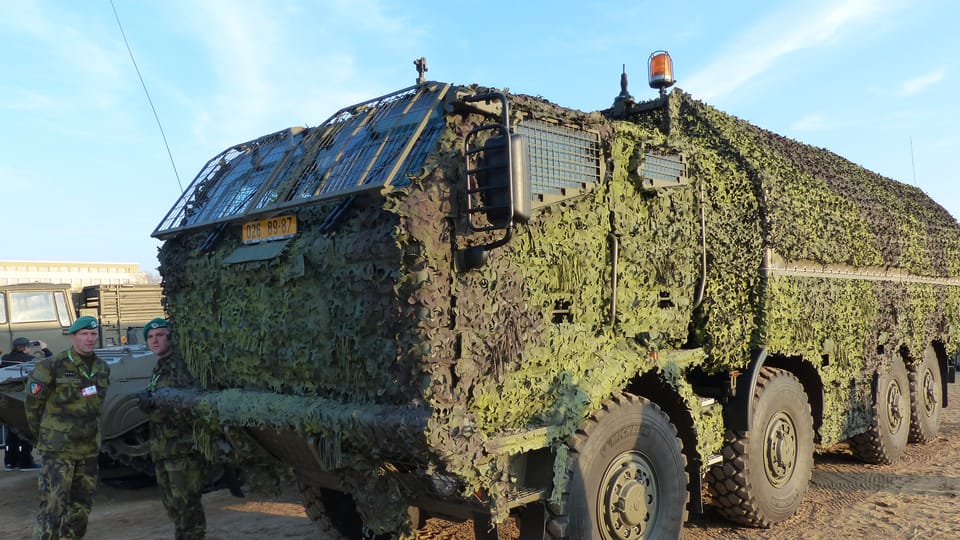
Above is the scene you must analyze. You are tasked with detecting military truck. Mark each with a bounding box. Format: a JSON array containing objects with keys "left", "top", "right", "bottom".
[
  {"left": 149, "top": 52, "right": 960, "bottom": 539},
  {"left": 0, "top": 281, "right": 165, "bottom": 473},
  {"left": 78, "top": 283, "right": 165, "bottom": 348},
  {"left": 0, "top": 282, "right": 165, "bottom": 353}
]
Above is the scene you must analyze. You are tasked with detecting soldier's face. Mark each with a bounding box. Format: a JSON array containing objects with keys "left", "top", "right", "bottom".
[
  {"left": 146, "top": 328, "right": 171, "bottom": 356},
  {"left": 71, "top": 328, "right": 99, "bottom": 355}
]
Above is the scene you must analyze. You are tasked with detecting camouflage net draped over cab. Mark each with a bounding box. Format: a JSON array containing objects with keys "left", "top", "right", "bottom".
[{"left": 160, "top": 198, "right": 418, "bottom": 401}]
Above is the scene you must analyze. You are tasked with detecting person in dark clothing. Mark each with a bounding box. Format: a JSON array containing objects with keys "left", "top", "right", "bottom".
[
  {"left": 1, "top": 337, "right": 52, "bottom": 470},
  {"left": 0, "top": 337, "right": 53, "bottom": 367}
]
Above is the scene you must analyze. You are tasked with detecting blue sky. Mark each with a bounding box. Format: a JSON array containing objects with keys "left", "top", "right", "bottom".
[{"left": 2, "top": 0, "right": 957, "bottom": 276}]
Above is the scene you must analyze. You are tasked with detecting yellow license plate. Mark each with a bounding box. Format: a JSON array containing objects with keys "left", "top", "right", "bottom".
[{"left": 242, "top": 215, "right": 297, "bottom": 244}]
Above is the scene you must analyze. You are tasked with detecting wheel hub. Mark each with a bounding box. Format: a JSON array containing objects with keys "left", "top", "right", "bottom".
[
  {"left": 764, "top": 411, "right": 797, "bottom": 487},
  {"left": 600, "top": 451, "right": 658, "bottom": 539},
  {"left": 922, "top": 369, "right": 938, "bottom": 415},
  {"left": 886, "top": 379, "right": 904, "bottom": 432}
]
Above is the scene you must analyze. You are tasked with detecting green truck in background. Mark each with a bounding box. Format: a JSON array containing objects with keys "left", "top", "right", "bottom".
[
  {"left": 150, "top": 52, "right": 960, "bottom": 539},
  {"left": 0, "top": 282, "right": 164, "bottom": 353},
  {"left": 0, "top": 281, "right": 165, "bottom": 473}
]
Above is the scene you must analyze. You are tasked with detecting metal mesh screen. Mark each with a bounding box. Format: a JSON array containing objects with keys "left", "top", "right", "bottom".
[
  {"left": 640, "top": 153, "right": 686, "bottom": 188},
  {"left": 154, "top": 84, "right": 449, "bottom": 238},
  {"left": 516, "top": 120, "right": 600, "bottom": 205}
]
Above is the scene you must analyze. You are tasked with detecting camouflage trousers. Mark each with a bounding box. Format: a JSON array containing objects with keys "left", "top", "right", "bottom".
[
  {"left": 156, "top": 454, "right": 207, "bottom": 540},
  {"left": 33, "top": 454, "right": 99, "bottom": 540}
]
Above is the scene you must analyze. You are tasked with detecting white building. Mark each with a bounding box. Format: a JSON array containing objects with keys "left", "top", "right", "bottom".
[{"left": 0, "top": 260, "right": 154, "bottom": 291}]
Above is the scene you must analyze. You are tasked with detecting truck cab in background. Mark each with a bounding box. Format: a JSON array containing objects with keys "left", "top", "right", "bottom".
[
  {"left": 0, "top": 282, "right": 165, "bottom": 354},
  {"left": 0, "top": 283, "right": 74, "bottom": 356}
]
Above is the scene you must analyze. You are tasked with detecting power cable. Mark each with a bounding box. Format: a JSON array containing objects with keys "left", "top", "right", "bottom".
[{"left": 110, "top": 0, "right": 184, "bottom": 192}]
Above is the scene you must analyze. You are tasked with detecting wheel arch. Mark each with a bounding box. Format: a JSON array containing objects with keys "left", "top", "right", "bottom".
[
  {"left": 724, "top": 349, "right": 824, "bottom": 439},
  {"left": 764, "top": 354, "right": 825, "bottom": 442},
  {"left": 626, "top": 370, "right": 703, "bottom": 514}
]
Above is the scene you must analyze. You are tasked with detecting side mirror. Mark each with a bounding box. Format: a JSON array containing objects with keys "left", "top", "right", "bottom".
[
  {"left": 475, "top": 132, "right": 531, "bottom": 228},
  {"left": 461, "top": 92, "right": 532, "bottom": 269}
]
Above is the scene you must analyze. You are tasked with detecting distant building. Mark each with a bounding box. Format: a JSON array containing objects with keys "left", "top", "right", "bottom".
[{"left": 0, "top": 260, "right": 154, "bottom": 291}]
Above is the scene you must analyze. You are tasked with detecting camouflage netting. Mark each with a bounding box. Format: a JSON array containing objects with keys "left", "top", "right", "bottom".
[
  {"left": 665, "top": 91, "right": 960, "bottom": 443},
  {"left": 156, "top": 84, "right": 960, "bottom": 531}
]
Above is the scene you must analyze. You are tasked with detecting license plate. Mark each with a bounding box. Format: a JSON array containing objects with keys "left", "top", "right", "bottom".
[{"left": 242, "top": 215, "right": 297, "bottom": 244}]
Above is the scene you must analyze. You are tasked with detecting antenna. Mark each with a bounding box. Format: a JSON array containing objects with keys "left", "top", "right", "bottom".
[
  {"left": 110, "top": 0, "right": 184, "bottom": 192},
  {"left": 909, "top": 136, "right": 917, "bottom": 186}
]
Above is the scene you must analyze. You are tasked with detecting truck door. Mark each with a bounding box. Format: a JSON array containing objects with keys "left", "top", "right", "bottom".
[{"left": 609, "top": 139, "right": 700, "bottom": 344}]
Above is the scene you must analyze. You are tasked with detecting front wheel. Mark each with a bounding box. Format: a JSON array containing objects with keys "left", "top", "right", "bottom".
[
  {"left": 297, "top": 478, "right": 410, "bottom": 540},
  {"left": 296, "top": 479, "right": 350, "bottom": 539},
  {"left": 707, "top": 367, "right": 814, "bottom": 528},
  {"left": 548, "top": 393, "right": 688, "bottom": 540}
]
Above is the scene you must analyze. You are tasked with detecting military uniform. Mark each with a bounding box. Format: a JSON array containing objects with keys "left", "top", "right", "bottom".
[
  {"left": 25, "top": 345, "right": 110, "bottom": 540},
  {"left": 148, "top": 348, "right": 207, "bottom": 540}
]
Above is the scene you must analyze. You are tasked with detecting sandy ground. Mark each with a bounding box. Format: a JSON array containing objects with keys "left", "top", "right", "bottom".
[{"left": 3, "top": 383, "right": 960, "bottom": 539}]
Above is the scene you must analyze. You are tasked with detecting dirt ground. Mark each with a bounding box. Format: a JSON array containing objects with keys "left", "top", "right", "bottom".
[{"left": 4, "top": 384, "right": 960, "bottom": 539}]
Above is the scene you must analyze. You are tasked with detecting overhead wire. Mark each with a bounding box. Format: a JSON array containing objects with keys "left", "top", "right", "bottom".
[{"left": 110, "top": 0, "right": 184, "bottom": 192}]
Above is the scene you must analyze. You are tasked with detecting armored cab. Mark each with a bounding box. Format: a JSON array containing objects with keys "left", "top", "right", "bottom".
[{"left": 151, "top": 56, "right": 960, "bottom": 539}]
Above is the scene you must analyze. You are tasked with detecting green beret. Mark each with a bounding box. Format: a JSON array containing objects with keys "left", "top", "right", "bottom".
[
  {"left": 143, "top": 317, "right": 170, "bottom": 341},
  {"left": 68, "top": 316, "right": 99, "bottom": 334}
]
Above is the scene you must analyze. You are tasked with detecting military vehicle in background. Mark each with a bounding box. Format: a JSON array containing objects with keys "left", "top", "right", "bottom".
[
  {"left": 149, "top": 52, "right": 960, "bottom": 539},
  {"left": 0, "top": 281, "right": 165, "bottom": 474},
  {"left": 0, "top": 282, "right": 164, "bottom": 353}
]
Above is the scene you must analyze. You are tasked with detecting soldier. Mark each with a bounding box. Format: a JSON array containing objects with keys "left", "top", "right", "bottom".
[
  {"left": 24, "top": 316, "right": 110, "bottom": 540},
  {"left": 139, "top": 317, "right": 207, "bottom": 540}
]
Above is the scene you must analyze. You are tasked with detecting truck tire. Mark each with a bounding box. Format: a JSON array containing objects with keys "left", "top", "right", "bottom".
[
  {"left": 296, "top": 479, "right": 349, "bottom": 539},
  {"left": 707, "top": 367, "right": 813, "bottom": 528},
  {"left": 851, "top": 355, "right": 909, "bottom": 464},
  {"left": 547, "top": 393, "right": 688, "bottom": 540},
  {"left": 908, "top": 345, "right": 942, "bottom": 443},
  {"left": 850, "top": 356, "right": 910, "bottom": 465},
  {"left": 101, "top": 423, "right": 155, "bottom": 477},
  {"left": 297, "top": 479, "right": 405, "bottom": 540}
]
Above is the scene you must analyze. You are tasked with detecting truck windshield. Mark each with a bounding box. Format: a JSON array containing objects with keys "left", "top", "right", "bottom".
[{"left": 153, "top": 83, "right": 450, "bottom": 239}]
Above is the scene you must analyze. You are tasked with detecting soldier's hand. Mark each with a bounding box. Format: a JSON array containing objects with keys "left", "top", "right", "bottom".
[{"left": 135, "top": 390, "right": 156, "bottom": 413}]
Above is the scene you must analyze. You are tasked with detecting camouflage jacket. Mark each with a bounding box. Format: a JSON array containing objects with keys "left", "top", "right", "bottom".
[
  {"left": 148, "top": 350, "right": 199, "bottom": 458},
  {"left": 24, "top": 348, "right": 111, "bottom": 458}
]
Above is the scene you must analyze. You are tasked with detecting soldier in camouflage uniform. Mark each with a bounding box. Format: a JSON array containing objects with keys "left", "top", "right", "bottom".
[
  {"left": 140, "top": 317, "right": 207, "bottom": 540},
  {"left": 24, "top": 316, "right": 111, "bottom": 540}
]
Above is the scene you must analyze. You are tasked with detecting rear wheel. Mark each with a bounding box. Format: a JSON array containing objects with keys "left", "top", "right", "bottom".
[
  {"left": 908, "top": 345, "right": 942, "bottom": 443},
  {"left": 851, "top": 356, "right": 909, "bottom": 464},
  {"left": 707, "top": 367, "right": 814, "bottom": 527},
  {"left": 548, "top": 393, "right": 688, "bottom": 540}
]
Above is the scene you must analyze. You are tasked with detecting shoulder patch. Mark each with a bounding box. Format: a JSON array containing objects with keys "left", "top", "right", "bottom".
[{"left": 29, "top": 381, "right": 44, "bottom": 395}]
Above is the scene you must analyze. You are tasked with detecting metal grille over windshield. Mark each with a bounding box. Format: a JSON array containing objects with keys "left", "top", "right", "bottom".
[{"left": 153, "top": 83, "right": 450, "bottom": 239}]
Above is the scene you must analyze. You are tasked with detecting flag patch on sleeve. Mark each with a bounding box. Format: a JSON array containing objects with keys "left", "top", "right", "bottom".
[{"left": 29, "top": 381, "right": 43, "bottom": 395}]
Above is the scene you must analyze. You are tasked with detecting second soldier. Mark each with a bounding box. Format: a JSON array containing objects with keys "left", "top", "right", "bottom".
[{"left": 140, "top": 317, "right": 208, "bottom": 540}]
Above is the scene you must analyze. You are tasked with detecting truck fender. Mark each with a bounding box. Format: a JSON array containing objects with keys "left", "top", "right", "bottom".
[{"left": 722, "top": 348, "right": 768, "bottom": 432}]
